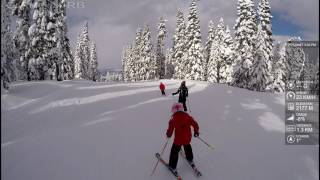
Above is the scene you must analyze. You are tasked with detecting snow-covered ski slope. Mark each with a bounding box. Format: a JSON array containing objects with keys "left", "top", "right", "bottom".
[{"left": 1, "top": 80, "right": 318, "bottom": 180}]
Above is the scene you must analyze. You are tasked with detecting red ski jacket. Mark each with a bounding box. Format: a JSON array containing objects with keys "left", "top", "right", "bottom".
[
  {"left": 159, "top": 83, "right": 165, "bottom": 91},
  {"left": 166, "top": 111, "right": 199, "bottom": 145}
]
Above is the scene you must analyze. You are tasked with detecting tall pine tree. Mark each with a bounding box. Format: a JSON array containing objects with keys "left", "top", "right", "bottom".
[
  {"left": 165, "top": 48, "right": 174, "bottom": 79},
  {"left": 80, "top": 22, "right": 90, "bottom": 79},
  {"left": 74, "top": 22, "right": 91, "bottom": 80},
  {"left": 74, "top": 34, "right": 83, "bottom": 79},
  {"left": 90, "top": 42, "right": 98, "bottom": 81},
  {"left": 270, "top": 42, "right": 286, "bottom": 92},
  {"left": 132, "top": 28, "right": 143, "bottom": 81},
  {"left": 155, "top": 17, "right": 167, "bottom": 79},
  {"left": 1, "top": 0, "right": 18, "bottom": 89},
  {"left": 285, "top": 37, "right": 305, "bottom": 82},
  {"left": 231, "top": 0, "right": 258, "bottom": 89},
  {"left": 11, "top": 0, "right": 32, "bottom": 80},
  {"left": 140, "top": 24, "right": 155, "bottom": 80},
  {"left": 184, "top": 0, "right": 206, "bottom": 81},
  {"left": 28, "top": 0, "right": 51, "bottom": 80},
  {"left": 204, "top": 20, "right": 216, "bottom": 81},
  {"left": 207, "top": 18, "right": 234, "bottom": 83},
  {"left": 172, "top": 9, "right": 186, "bottom": 80},
  {"left": 257, "top": 0, "right": 273, "bottom": 70}
]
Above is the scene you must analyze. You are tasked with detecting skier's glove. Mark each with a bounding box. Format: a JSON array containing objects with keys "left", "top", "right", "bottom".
[
  {"left": 194, "top": 132, "right": 199, "bottom": 137},
  {"left": 166, "top": 132, "right": 172, "bottom": 138}
]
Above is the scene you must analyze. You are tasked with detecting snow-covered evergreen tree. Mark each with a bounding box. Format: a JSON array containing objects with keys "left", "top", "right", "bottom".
[
  {"left": 257, "top": 0, "right": 273, "bottom": 70},
  {"left": 122, "top": 45, "right": 133, "bottom": 81},
  {"left": 1, "top": 0, "right": 18, "bottom": 89},
  {"left": 139, "top": 24, "right": 155, "bottom": 80},
  {"left": 80, "top": 22, "right": 91, "bottom": 79},
  {"left": 51, "top": 0, "right": 73, "bottom": 81},
  {"left": 132, "top": 28, "right": 143, "bottom": 81},
  {"left": 231, "top": 0, "right": 258, "bottom": 88},
  {"left": 248, "top": 34, "right": 272, "bottom": 91},
  {"left": 223, "top": 26, "right": 235, "bottom": 84},
  {"left": 11, "top": 0, "right": 32, "bottom": 80},
  {"left": 74, "top": 34, "right": 83, "bottom": 79},
  {"left": 155, "top": 17, "right": 167, "bottom": 79},
  {"left": 28, "top": 0, "right": 51, "bottom": 80},
  {"left": 74, "top": 22, "right": 91, "bottom": 80},
  {"left": 298, "top": 53, "right": 319, "bottom": 92},
  {"left": 207, "top": 18, "right": 234, "bottom": 84},
  {"left": 270, "top": 42, "right": 286, "bottom": 92},
  {"left": 204, "top": 20, "right": 215, "bottom": 81},
  {"left": 62, "top": 37, "right": 74, "bottom": 80},
  {"left": 44, "top": 0, "right": 59, "bottom": 80},
  {"left": 165, "top": 48, "right": 174, "bottom": 79},
  {"left": 285, "top": 37, "right": 305, "bottom": 82},
  {"left": 90, "top": 42, "right": 98, "bottom": 81},
  {"left": 207, "top": 20, "right": 221, "bottom": 83},
  {"left": 184, "top": 0, "right": 206, "bottom": 81},
  {"left": 172, "top": 9, "right": 186, "bottom": 80},
  {"left": 124, "top": 45, "right": 135, "bottom": 81},
  {"left": 121, "top": 47, "right": 127, "bottom": 81}
]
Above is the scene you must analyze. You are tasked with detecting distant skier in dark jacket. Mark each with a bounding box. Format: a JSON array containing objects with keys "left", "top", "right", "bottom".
[
  {"left": 166, "top": 103, "right": 199, "bottom": 172},
  {"left": 159, "top": 82, "right": 166, "bottom": 96},
  {"left": 172, "top": 81, "right": 188, "bottom": 111}
]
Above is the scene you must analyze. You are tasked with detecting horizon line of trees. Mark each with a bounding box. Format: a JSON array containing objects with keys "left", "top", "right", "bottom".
[
  {"left": 2, "top": 0, "right": 318, "bottom": 94},
  {"left": 121, "top": 0, "right": 319, "bottom": 93},
  {"left": 1, "top": 0, "right": 99, "bottom": 90}
]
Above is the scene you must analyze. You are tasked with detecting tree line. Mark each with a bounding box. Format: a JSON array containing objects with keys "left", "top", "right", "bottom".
[
  {"left": 122, "top": 0, "right": 319, "bottom": 93},
  {"left": 1, "top": 0, "right": 99, "bottom": 90}
]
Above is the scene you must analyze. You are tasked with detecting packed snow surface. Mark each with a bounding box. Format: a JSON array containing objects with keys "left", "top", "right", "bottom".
[{"left": 1, "top": 80, "right": 318, "bottom": 180}]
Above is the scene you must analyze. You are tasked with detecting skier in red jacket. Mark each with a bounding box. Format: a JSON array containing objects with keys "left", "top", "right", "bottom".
[
  {"left": 159, "top": 82, "right": 166, "bottom": 96},
  {"left": 166, "top": 103, "right": 199, "bottom": 172}
]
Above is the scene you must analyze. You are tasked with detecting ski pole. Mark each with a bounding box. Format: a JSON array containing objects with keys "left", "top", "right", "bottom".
[
  {"left": 151, "top": 138, "right": 170, "bottom": 176},
  {"left": 197, "top": 136, "right": 214, "bottom": 150}
]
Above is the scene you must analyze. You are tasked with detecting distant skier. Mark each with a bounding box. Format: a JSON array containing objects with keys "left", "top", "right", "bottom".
[
  {"left": 159, "top": 82, "right": 166, "bottom": 96},
  {"left": 166, "top": 102, "right": 199, "bottom": 172},
  {"left": 172, "top": 81, "right": 188, "bottom": 111}
]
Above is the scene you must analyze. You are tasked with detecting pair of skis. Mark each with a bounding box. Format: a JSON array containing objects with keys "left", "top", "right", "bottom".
[{"left": 155, "top": 152, "right": 202, "bottom": 180}]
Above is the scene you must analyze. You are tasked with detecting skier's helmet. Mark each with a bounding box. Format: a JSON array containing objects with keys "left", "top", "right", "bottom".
[
  {"left": 181, "top": 81, "right": 186, "bottom": 86},
  {"left": 171, "top": 103, "right": 184, "bottom": 114}
]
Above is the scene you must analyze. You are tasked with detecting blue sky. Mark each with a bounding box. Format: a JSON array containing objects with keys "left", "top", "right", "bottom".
[
  {"left": 272, "top": 12, "right": 304, "bottom": 37},
  {"left": 67, "top": 0, "right": 319, "bottom": 69}
]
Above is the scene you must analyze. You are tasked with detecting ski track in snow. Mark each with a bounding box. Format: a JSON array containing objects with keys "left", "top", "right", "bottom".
[
  {"left": 77, "top": 81, "right": 177, "bottom": 90},
  {"left": 5, "top": 98, "right": 40, "bottom": 111},
  {"left": 30, "top": 85, "right": 169, "bottom": 114},
  {"left": 81, "top": 82, "right": 206, "bottom": 126},
  {"left": 241, "top": 101, "right": 269, "bottom": 110},
  {"left": 98, "top": 96, "right": 172, "bottom": 117},
  {"left": 11, "top": 81, "right": 73, "bottom": 88},
  {"left": 80, "top": 117, "right": 115, "bottom": 127},
  {"left": 30, "top": 81, "right": 203, "bottom": 114},
  {"left": 1, "top": 140, "right": 20, "bottom": 148}
]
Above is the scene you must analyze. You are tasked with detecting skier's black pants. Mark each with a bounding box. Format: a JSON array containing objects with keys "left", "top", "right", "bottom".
[
  {"left": 178, "top": 100, "right": 187, "bottom": 111},
  {"left": 169, "top": 144, "right": 193, "bottom": 169},
  {"left": 161, "top": 90, "right": 166, "bottom": 95}
]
